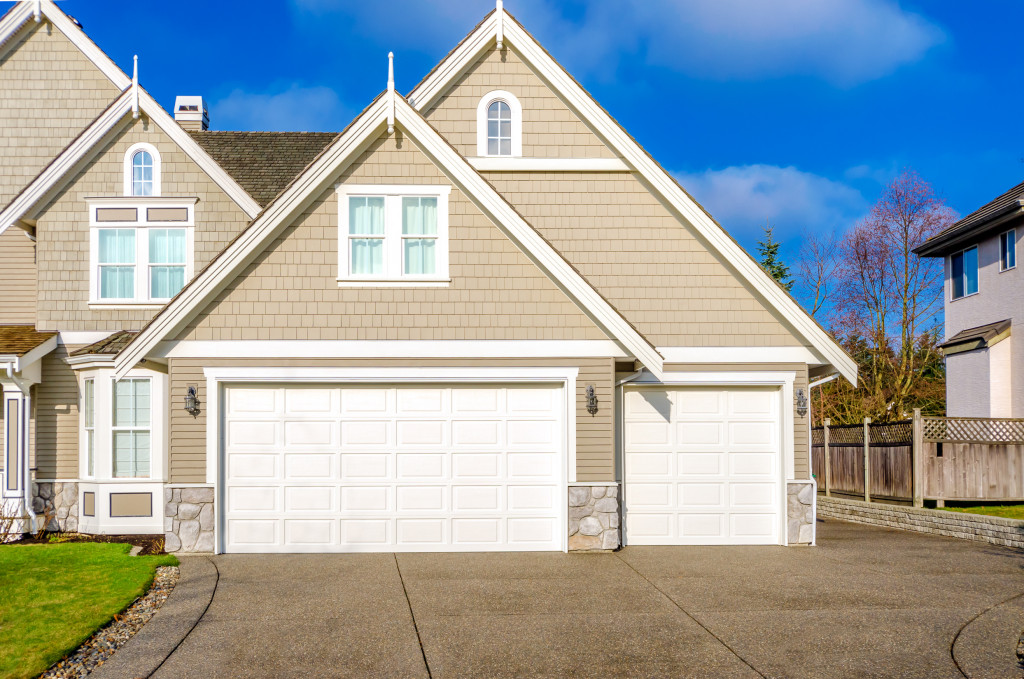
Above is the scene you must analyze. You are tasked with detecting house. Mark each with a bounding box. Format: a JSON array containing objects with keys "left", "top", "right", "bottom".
[
  {"left": 0, "top": 1, "right": 855, "bottom": 554},
  {"left": 915, "top": 181, "right": 1023, "bottom": 418}
]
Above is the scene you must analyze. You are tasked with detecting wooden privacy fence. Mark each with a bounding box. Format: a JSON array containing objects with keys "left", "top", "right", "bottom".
[{"left": 812, "top": 411, "right": 1024, "bottom": 506}]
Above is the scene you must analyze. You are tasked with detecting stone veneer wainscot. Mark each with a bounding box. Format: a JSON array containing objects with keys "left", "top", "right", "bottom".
[
  {"left": 568, "top": 483, "right": 619, "bottom": 550},
  {"left": 164, "top": 486, "right": 215, "bottom": 553}
]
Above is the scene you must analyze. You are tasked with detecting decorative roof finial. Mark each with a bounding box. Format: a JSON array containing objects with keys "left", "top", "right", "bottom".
[
  {"left": 33, "top": 0, "right": 41, "bottom": 23},
  {"left": 496, "top": 0, "right": 503, "bottom": 49},
  {"left": 131, "top": 55, "right": 139, "bottom": 119},
  {"left": 387, "top": 51, "right": 395, "bottom": 134}
]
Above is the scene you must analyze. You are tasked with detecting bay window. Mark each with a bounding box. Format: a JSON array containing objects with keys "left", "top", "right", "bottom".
[
  {"left": 84, "top": 379, "right": 95, "bottom": 477},
  {"left": 338, "top": 185, "right": 450, "bottom": 284},
  {"left": 112, "top": 379, "right": 151, "bottom": 478}
]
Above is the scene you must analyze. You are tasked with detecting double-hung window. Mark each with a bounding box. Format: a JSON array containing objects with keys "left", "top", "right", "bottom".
[
  {"left": 951, "top": 245, "right": 979, "bottom": 300},
  {"left": 338, "top": 185, "right": 450, "bottom": 283},
  {"left": 112, "top": 378, "right": 151, "bottom": 478},
  {"left": 89, "top": 200, "right": 195, "bottom": 305},
  {"left": 83, "top": 379, "right": 95, "bottom": 477},
  {"left": 1000, "top": 229, "right": 1016, "bottom": 271}
]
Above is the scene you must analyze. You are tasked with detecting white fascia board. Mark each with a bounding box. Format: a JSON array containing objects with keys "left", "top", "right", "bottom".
[
  {"left": 16, "top": 335, "right": 58, "bottom": 373},
  {"left": 0, "top": 91, "right": 133, "bottom": 237},
  {"left": 113, "top": 98, "right": 391, "bottom": 379},
  {"left": 408, "top": 12, "right": 856, "bottom": 385},
  {"left": 630, "top": 370, "right": 797, "bottom": 387},
  {"left": 0, "top": 2, "right": 131, "bottom": 90},
  {"left": 156, "top": 339, "right": 630, "bottom": 359},
  {"left": 58, "top": 331, "right": 116, "bottom": 346},
  {"left": 657, "top": 346, "right": 827, "bottom": 365},
  {"left": 469, "top": 157, "right": 628, "bottom": 172},
  {"left": 396, "top": 97, "right": 664, "bottom": 380},
  {"left": 136, "top": 90, "right": 261, "bottom": 219},
  {"left": 204, "top": 365, "right": 579, "bottom": 383}
]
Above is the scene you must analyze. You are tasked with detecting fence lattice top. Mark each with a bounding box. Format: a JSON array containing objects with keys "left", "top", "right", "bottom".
[
  {"left": 811, "top": 420, "right": 912, "bottom": 446},
  {"left": 923, "top": 417, "right": 1024, "bottom": 443}
]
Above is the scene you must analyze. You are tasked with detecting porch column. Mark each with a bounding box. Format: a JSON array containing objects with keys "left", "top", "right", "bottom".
[{"left": 1, "top": 380, "right": 27, "bottom": 499}]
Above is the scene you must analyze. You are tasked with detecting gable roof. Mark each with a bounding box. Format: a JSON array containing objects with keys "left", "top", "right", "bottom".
[
  {"left": 113, "top": 93, "right": 667, "bottom": 380},
  {"left": 188, "top": 131, "right": 339, "bottom": 207},
  {"left": 408, "top": 9, "right": 857, "bottom": 384},
  {"left": 0, "top": 1, "right": 130, "bottom": 90},
  {"left": 914, "top": 180, "right": 1024, "bottom": 257},
  {"left": 0, "top": 86, "right": 263, "bottom": 237}
]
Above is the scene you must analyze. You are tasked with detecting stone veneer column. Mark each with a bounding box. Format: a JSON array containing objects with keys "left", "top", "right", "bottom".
[
  {"left": 568, "top": 483, "right": 620, "bottom": 551},
  {"left": 32, "top": 481, "right": 80, "bottom": 532},
  {"left": 164, "top": 486, "right": 215, "bottom": 553},
  {"left": 787, "top": 481, "right": 815, "bottom": 545}
]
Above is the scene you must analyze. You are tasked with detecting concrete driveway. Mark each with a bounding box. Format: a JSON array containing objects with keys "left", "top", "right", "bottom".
[{"left": 118, "top": 519, "right": 1024, "bottom": 678}]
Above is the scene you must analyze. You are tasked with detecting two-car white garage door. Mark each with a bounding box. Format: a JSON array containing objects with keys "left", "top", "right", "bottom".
[
  {"left": 624, "top": 387, "right": 783, "bottom": 545},
  {"left": 222, "top": 384, "right": 564, "bottom": 553}
]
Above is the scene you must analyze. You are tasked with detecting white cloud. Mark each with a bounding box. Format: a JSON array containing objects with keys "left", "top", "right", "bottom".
[
  {"left": 289, "top": 0, "right": 944, "bottom": 87},
  {"left": 674, "top": 164, "right": 868, "bottom": 242},
  {"left": 210, "top": 85, "right": 348, "bottom": 132}
]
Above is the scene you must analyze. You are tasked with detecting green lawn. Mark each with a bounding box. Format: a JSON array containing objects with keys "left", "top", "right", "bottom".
[
  {"left": 939, "top": 504, "right": 1024, "bottom": 520},
  {"left": 0, "top": 542, "right": 177, "bottom": 679}
]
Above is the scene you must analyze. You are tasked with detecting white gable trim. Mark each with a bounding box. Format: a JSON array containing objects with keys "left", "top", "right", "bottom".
[
  {"left": 0, "top": 89, "right": 262, "bottom": 237},
  {"left": 407, "top": 11, "right": 857, "bottom": 384},
  {"left": 0, "top": 1, "right": 131, "bottom": 89},
  {"left": 114, "top": 96, "right": 665, "bottom": 380}
]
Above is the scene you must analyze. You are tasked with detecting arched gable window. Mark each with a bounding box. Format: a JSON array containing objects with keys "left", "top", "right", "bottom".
[
  {"left": 123, "top": 143, "right": 161, "bottom": 197},
  {"left": 476, "top": 91, "right": 522, "bottom": 157}
]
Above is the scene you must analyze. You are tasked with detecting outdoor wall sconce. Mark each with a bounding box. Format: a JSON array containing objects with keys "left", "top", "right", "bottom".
[
  {"left": 586, "top": 385, "right": 599, "bottom": 415},
  {"left": 795, "top": 388, "right": 808, "bottom": 418},
  {"left": 185, "top": 385, "right": 201, "bottom": 417}
]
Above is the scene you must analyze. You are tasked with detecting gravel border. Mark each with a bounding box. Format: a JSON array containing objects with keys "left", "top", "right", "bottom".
[{"left": 41, "top": 566, "right": 179, "bottom": 678}]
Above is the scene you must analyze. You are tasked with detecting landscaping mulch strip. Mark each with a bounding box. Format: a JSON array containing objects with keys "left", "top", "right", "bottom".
[
  {"left": 40, "top": 565, "right": 179, "bottom": 678},
  {"left": 17, "top": 533, "right": 166, "bottom": 555}
]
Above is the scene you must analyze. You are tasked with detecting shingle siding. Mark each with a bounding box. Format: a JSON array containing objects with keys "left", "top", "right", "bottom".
[{"left": 0, "top": 20, "right": 120, "bottom": 208}]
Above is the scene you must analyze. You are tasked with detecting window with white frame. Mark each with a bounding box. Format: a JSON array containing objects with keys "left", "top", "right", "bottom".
[
  {"left": 123, "top": 143, "right": 161, "bottom": 197},
  {"left": 476, "top": 90, "right": 522, "bottom": 157},
  {"left": 951, "top": 245, "right": 979, "bottom": 300},
  {"left": 112, "top": 378, "right": 151, "bottom": 478},
  {"left": 89, "top": 199, "right": 195, "bottom": 305},
  {"left": 1000, "top": 229, "right": 1016, "bottom": 271},
  {"left": 83, "top": 379, "right": 95, "bottom": 477},
  {"left": 337, "top": 185, "right": 451, "bottom": 282}
]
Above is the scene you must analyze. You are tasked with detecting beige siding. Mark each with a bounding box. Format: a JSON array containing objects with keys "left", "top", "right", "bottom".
[
  {"left": 423, "top": 47, "right": 617, "bottom": 160},
  {"left": 488, "top": 172, "right": 808, "bottom": 347},
  {"left": 662, "top": 362, "right": 811, "bottom": 480},
  {"left": 0, "top": 227, "right": 36, "bottom": 324},
  {"left": 169, "top": 357, "right": 615, "bottom": 484},
  {"left": 180, "top": 133, "right": 607, "bottom": 341},
  {"left": 35, "top": 345, "right": 80, "bottom": 479},
  {"left": 35, "top": 117, "right": 251, "bottom": 332},
  {"left": 0, "top": 20, "right": 120, "bottom": 207}
]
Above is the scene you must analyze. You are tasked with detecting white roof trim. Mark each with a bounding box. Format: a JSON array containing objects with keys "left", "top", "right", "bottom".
[
  {"left": 0, "top": 1, "right": 130, "bottom": 90},
  {"left": 0, "top": 89, "right": 262, "bottom": 237},
  {"left": 114, "top": 96, "right": 665, "bottom": 380},
  {"left": 408, "top": 10, "right": 857, "bottom": 385}
]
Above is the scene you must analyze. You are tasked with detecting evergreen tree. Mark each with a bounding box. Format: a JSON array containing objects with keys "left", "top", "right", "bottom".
[{"left": 756, "top": 220, "right": 793, "bottom": 291}]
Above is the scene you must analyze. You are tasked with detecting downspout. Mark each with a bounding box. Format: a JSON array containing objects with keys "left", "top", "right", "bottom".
[
  {"left": 6, "top": 364, "right": 36, "bottom": 533},
  {"left": 806, "top": 372, "right": 839, "bottom": 548},
  {"left": 614, "top": 368, "right": 644, "bottom": 546}
]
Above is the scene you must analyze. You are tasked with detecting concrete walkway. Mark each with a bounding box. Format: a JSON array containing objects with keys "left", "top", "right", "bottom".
[{"left": 99, "top": 520, "right": 1024, "bottom": 678}]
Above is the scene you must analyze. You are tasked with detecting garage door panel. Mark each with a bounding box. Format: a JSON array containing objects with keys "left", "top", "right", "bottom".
[
  {"left": 224, "top": 384, "right": 564, "bottom": 553},
  {"left": 227, "top": 420, "right": 279, "bottom": 448},
  {"left": 228, "top": 388, "right": 278, "bottom": 415},
  {"left": 626, "top": 387, "right": 782, "bottom": 546}
]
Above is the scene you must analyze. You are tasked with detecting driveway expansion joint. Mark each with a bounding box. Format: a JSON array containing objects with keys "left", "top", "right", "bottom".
[
  {"left": 394, "top": 554, "right": 433, "bottom": 679},
  {"left": 149, "top": 555, "right": 220, "bottom": 677},
  {"left": 950, "top": 588, "right": 1024, "bottom": 678}
]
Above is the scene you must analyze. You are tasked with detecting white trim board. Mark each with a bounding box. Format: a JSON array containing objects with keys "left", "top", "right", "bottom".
[
  {"left": 658, "top": 346, "right": 827, "bottom": 365},
  {"left": 156, "top": 339, "right": 630, "bottom": 359},
  {"left": 114, "top": 96, "right": 666, "bottom": 381},
  {"left": 0, "top": 89, "right": 261, "bottom": 238},
  {"left": 468, "top": 157, "right": 628, "bottom": 172},
  {"left": 407, "top": 9, "right": 856, "bottom": 384}
]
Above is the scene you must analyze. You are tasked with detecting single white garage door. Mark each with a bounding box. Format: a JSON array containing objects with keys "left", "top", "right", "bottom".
[
  {"left": 624, "top": 387, "right": 782, "bottom": 545},
  {"left": 222, "top": 384, "right": 565, "bottom": 553}
]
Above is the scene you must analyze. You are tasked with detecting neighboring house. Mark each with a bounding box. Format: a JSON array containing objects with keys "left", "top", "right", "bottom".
[
  {"left": 0, "top": 1, "right": 855, "bottom": 554},
  {"left": 915, "top": 182, "right": 1024, "bottom": 418}
]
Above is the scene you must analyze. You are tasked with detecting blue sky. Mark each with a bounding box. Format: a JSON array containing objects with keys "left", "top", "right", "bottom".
[{"left": 61, "top": 0, "right": 1024, "bottom": 261}]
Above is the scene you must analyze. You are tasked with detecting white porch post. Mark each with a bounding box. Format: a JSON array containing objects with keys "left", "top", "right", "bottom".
[{"left": 1, "top": 382, "right": 27, "bottom": 499}]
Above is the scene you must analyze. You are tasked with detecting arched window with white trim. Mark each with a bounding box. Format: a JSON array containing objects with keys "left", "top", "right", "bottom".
[
  {"left": 476, "top": 90, "right": 522, "bottom": 157},
  {"left": 123, "top": 143, "right": 161, "bottom": 197}
]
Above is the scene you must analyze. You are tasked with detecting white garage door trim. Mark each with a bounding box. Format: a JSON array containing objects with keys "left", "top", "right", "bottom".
[
  {"left": 204, "top": 366, "right": 578, "bottom": 554},
  {"left": 621, "top": 371, "right": 794, "bottom": 546}
]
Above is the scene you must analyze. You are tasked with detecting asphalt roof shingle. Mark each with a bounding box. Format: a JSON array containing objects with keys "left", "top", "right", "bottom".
[
  {"left": 916, "top": 180, "right": 1024, "bottom": 255},
  {"left": 69, "top": 330, "right": 138, "bottom": 356},
  {"left": 187, "top": 131, "right": 339, "bottom": 208},
  {"left": 0, "top": 325, "right": 57, "bottom": 357}
]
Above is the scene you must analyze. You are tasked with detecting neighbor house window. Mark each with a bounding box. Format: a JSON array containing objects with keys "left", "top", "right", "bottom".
[
  {"left": 1000, "top": 229, "right": 1016, "bottom": 271},
  {"left": 84, "top": 379, "right": 95, "bottom": 477},
  {"left": 338, "top": 185, "right": 451, "bottom": 283},
  {"left": 112, "top": 378, "right": 150, "bottom": 478},
  {"left": 475, "top": 90, "right": 522, "bottom": 157},
  {"left": 951, "top": 245, "right": 979, "bottom": 299},
  {"left": 123, "top": 143, "right": 161, "bottom": 197},
  {"left": 89, "top": 199, "right": 195, "bottom": 305}
]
